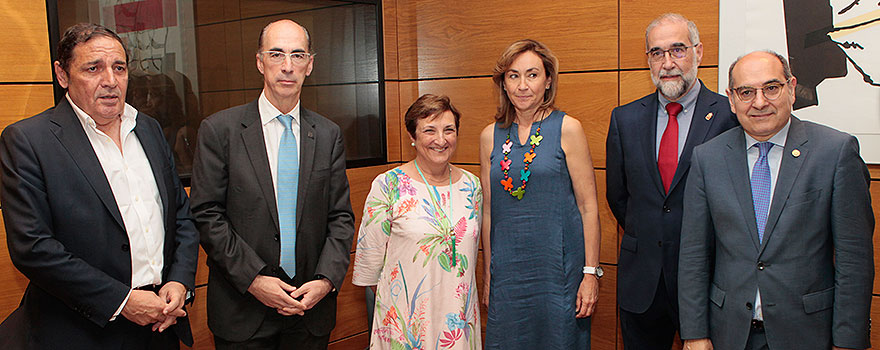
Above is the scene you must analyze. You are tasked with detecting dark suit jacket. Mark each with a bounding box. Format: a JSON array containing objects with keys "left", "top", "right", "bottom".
[
  {"left": 606, "top": 81, "right": 738, "bottom": 314},
  {"left": 678, "top": 117, "right": 874, "bottom": 349},
  {"left": 190, "top": 99, "right": 355, "bottom": 341},
  {"left": 0, "top": 98, "right": 199, "bottom": 348}
]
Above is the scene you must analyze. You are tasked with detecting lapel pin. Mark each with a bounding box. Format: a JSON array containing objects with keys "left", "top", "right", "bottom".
[
  {"left": 792, "top": 149, "right": 801, "bottom": 157},
  {"left": 705, "top": 112, "right": 713, "bottom": 121},
  {"left": 308, "top": 131, "right": 314, "bottom": 138}
]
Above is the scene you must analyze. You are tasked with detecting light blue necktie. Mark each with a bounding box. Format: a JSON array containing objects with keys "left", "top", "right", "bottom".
[
  {"left": 277, "top": 114, "right": 298, "bottom": 277},
  {"left": 751, "top": 142, "right": 773, "bottom": 243}
]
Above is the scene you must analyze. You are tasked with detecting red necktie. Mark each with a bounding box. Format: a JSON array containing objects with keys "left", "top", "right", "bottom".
[{"left": 658, "top": 102, "right": 682, "bottom": 193}]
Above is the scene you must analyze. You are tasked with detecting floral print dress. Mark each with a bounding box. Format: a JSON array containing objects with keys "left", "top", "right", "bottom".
[{"left": 353, "top": 167, "right": 482, "bottom": 350}]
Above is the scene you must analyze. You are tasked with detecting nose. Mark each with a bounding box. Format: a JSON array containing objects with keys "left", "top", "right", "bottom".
[
  {"left": 660, "top": 52, "right": 676, "bottom": 69},
  {"left": 752, "top": 89, "right": 769, "bottom": 108},
  {"left": 280, "top": 55, "right": 295, "bottom": 72},
  {"left": 101, "top": 68, "right": 118, "bottom": 88},
  {"left": 516, "top": 76, "right": 529, "bottom": 90}
]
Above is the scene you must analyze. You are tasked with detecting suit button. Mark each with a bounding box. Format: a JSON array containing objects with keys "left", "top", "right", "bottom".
[
  {"left": 757, "top": 261, "right": 765, "bottom": 270},
  {"left": 746, "top": 302, "right": 753, "bottom": 310},
  {"left": 274, "top": 234, "right": 280, "bottom": 241},
  {"left": 121, "top": 244, "right": 129, "bottom": 252},
  {"left": 658, "top": 241, "right": 663, "bottom": 247},
  {"left": 663, "top": 206, "right": 671, "bottom": 213}
]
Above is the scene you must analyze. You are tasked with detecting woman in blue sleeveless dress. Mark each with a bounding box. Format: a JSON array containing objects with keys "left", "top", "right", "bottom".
[{"left": 479, "top": 39, "right": 602, "bottom": 349}]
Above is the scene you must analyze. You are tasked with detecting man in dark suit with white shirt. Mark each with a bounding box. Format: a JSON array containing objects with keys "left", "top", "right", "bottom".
[
  {"left": 191, "top": 19, "right": 354, "bottom": 349},
  {"left": 0, "top": 23, "right": 198, "bottom": 349}
]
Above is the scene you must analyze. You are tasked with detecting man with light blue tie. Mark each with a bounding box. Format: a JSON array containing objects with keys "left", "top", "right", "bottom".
[
  {"left": 191, "top": 19, "right": 355, "bottom": 349},
  {"left": 678, "top": 50, "right": 873, "bottom": 350}
]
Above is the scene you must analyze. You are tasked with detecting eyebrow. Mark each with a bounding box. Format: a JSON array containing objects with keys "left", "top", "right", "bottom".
[
  {"left": 735, "top": 79, "right": 785, "bottom": 89},
  {"left": 267, "top": 47, "right": 306, "bottom": 53},
  {"left": 648, "top": 42, "right": 688, "bottom": 51}
]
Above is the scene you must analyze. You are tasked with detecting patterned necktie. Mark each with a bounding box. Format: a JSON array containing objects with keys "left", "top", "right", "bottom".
[
  {"left": 277, "top": 114, "right": 298, "bottom": 277},
  {"left": 751, "top": 142, "right": 773, "bottom": 243},
  {"left": 658, "top": 102, "right": 683, "bottom": 193}
]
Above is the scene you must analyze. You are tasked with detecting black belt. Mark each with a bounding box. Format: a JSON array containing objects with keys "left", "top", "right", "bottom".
[
  {"left": 135, "top": 284, "right": 161, "bottom": 293},
  {"left": 750, "top": 319, "right": 764, "bottom": 331}
]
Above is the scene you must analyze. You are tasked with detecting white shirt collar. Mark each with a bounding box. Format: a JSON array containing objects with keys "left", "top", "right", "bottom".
[
  {"left": 258, "top": 91, "right": 301, "bottom": 127},
  {"left": 66, "top": 93, "right": 138, "bottom": 133}
]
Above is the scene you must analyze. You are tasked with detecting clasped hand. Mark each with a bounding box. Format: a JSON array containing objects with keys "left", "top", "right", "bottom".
[
  {"left": 248, "top": 275, "right": 333, "bottom": 316},
  {"left": 121, "top": 281, "right": 188, "bottom": 332}
]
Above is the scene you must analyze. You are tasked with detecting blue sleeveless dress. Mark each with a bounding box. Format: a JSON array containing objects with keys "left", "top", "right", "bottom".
[{"left": 486, "top": 110, "right": 590, "bottom": 349}]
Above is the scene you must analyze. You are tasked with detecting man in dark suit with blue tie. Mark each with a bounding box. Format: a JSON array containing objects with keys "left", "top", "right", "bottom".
[
  {"left": 606, "top": 13, "right": 738, "bottom": 349},
  {"left": 0, "top": 23, "right": 198, "bottom": 349},
  {"left": 678, "top": 50, "right": 873, "bottom": 350},
  {"left": 191, "top": 19, "right": 354, "bottom": 349}
]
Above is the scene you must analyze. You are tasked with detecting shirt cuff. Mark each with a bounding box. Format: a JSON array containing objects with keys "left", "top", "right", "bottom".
[{"left": 110, "top": 288, "right": 133, "bottom": 321}]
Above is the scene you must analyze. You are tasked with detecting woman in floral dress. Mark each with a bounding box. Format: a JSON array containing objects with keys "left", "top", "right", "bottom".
[{"left": 353, "top": 94, "right": 482, "bottom": 350}]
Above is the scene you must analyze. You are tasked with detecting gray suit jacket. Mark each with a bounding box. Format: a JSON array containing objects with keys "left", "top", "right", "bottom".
[
  {"left": 190, "top": 99, "right": 355, "bottom": 341},
  {"left": 678, "top": 117, "right": 873, "bottom": 349}
]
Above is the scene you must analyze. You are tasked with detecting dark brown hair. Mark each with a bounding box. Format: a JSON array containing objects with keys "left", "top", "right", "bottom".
[
  {"left": 404, "top": 94, "right": 461, "bottom": 139},
  {"left": 492, "top": 39, "right": 559, "bottom": 128},
  {"left": 57, "top": 23, "right": 127, "bottom": 72}
]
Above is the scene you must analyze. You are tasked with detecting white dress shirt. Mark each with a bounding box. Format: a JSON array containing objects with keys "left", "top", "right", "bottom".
[
  {"left": 67, "top": 94, "right": 165, "bottom": 319},
  {"left": 258, "top": 91, "right": 302, "bottom": 199},
  {"left": 744, "top": 118, "right": 791, "bottom": 321}
]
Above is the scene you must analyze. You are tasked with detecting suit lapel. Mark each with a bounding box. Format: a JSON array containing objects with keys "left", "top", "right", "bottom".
[
  {"left": 724, "top": 130, "right": 762, "bottom": 252},
  {"left": 296, "top": 109, "right": 317, "bottom": 227},
  {"left": 759, "top": 117, "right": 807, "bottom": 256},
  {"left": 240, "top": 101, "right": 280, "bottom": 232},
  {"left": 49, "top": 98, "right": 125, "bottom": 229},
  {"left": 667, "top": 83, "right": 721, "bottom": 193},
  {"left": 133, "top": 116, "right": 170, "bottom": 219},
  {"left": 638, "top": 93, "right": 666, "bottom": 196}
]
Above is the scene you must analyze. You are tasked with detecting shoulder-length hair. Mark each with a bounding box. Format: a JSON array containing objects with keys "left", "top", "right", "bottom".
[{"left": 491, "top": 39, "right": 559, "bottom": 128}]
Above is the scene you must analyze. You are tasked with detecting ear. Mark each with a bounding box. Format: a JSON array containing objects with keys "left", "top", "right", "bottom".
[
  {"left": 545, "top": 76, "right": 551, "bottom": 90},
  {"left": 305, "top": 55, "right": 314, "bottom": 77},
  {"left": 256, "top": 52, "right": 265, "bottom": 75},
  {"left": 54, "top": 61, "right": 69, "bottom": 89},
  {"left": 788, "top": 76, "right": 797, "bottom": 105},
  {"left": 726, "top": 88, "right": 736, "bottom": 113},
  {"left": 694, "top": 42, "right": 704, "bottom": 66}
]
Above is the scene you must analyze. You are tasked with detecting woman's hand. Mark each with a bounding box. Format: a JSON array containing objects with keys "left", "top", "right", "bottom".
[{"left": 575, "top": 275, "right": 598, "bottom": 318}]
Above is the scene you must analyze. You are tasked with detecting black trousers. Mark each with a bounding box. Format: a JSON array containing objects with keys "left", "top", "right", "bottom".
[
  {"left": 214, "top": 309, "right": 330, "bottom": 350},
  {"left": 619, "top": 273, "right": 679, "bottom": 350}
]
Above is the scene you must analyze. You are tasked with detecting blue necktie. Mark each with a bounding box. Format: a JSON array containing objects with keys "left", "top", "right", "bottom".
[
  {"left": 277, "top": 114, "right": 298, "bottom": 277},
  {"left": 751, "top": 142, "right": 773, "bottom": 243}
]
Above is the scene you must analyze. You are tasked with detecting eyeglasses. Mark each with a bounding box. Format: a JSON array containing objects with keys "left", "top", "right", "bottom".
[
  {"left": 646, "top": 45, "right": 696, "bottom": 62},
  {"left": 732, "top": 79, "right": 791, "bottom": 102},
  {"left": 260, "top": 51, "right": 313, "bottom": 65}
]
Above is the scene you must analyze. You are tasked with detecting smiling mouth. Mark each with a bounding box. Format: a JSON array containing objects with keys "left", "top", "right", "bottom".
[{"left": 430, "top": 145, "right": 449, "bottom": 152}]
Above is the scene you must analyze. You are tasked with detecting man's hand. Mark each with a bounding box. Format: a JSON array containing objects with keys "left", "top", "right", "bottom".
[
  {"left": 121, "top": 290, "right": 169, "bottom": 326},
  {"left": 683, "top": 338, "right": 714, "bottom": 350},
  {"left": 248, "top": 275, "right": 305, "bottom": 316},
  {"left": 291, "top": 278, "right": 333, "bottom": 311},
  {"left": 152, "top": 282, "right": 188, "bottom": 332},
  {"left": 575, "top": 275, "right": 598, "bottom": 318}
]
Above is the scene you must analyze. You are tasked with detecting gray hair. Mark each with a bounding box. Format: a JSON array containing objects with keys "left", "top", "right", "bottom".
[
  {"left": 727, "top": 50, "right": 793, "bottom": 89},
  {"left": 645, "top": 13, "right": 700, "bottom": 51},
  {"left": 257, "top": 19, "right": 312, "bottom": 53}
]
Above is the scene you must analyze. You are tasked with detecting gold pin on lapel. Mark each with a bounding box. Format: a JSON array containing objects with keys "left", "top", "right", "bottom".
[
  {"left": 792, "top": 149, "right": 801, "bottom": 157},
  {"left": 705, "top": 112, "right": 713, "bottom": 121}
]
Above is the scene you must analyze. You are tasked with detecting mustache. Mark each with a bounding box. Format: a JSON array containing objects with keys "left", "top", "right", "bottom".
[{"left": 659, "top": 68, "right": 683, "bottom": 77}]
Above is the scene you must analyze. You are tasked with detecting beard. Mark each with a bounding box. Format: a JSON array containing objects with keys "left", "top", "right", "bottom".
[{"left": 652, "top": 62, "right": 699, "bottom": 100}]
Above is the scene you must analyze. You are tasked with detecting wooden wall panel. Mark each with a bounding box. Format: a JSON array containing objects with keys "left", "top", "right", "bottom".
[
  {"left": 396, "top": 0, "right": 618, "bottom": 79},
  {"left": 618, "top": 68, "right": 720, "bottom": 106},
  {"left": 398, "top": 78, "right": 497, "bottom": 164},
  {"left": 557, "top": 72, "right": 618, "bottom": 168},
  {"left": 194, "top": 0, "right": 240, "bottom": 25},
  {"left": 382, "top": 0, "right": 399, "bottom": 80},
  {"left": 592, "top": 265, "right": 618, "bottom": 350},
  {"left": 0, "top": 1, "right": 51, "bottom": 82},
  {"left": 0, "top": 85, "right": 56, "bottom": 132},
  {"left": 385, "top": 82, "right": 402, "bottom": 162},
  {"left": 199, "top": 91, "right": 247, "bottom": 118},
  {"left": 348, "top": 165, "right": 393, "bottom": 246},
  {"left": 618, "top": 0, "right": 719, "bottom": 69},
  {"left": 873, "top": 183, "right": 880, "bottom": 294},
  {"left": 595, "top": 170, "right": 618, "bottom": 265},
  {"left": 186, "top": 287, "right": 214, "bottom": 350},
  {"left": 329, "top": 332, "right": 370, "bottom": 350},
  {"left": 330, "top": 253, "right": 370, "bottom": 341},
  {"left": 195, "top": 248, "right": 208, "bottom": 286},
  {"left": 0, "top": 215, "right": 29, "bottom": 320},
  {"left": 196, "top": 21, "right": 245, "bottom": 93},
  {"left": 872, "top": 296, "right": 880, "bottom": 348},
  {"left": 238, "top": 0, "right": 336, "bottom": 19}
]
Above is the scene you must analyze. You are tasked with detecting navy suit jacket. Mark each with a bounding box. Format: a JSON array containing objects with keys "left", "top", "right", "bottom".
[
  {"left": 606, "top": 81, "right": 738, "bottom": 313},
  {"left": 0, "top": 98, "right": 198, "bottom": 348}
]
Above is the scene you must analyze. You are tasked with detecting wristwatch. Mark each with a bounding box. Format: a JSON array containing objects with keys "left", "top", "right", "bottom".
[{"left": 583, "top": 265, "right": 604, "bottom": 279}]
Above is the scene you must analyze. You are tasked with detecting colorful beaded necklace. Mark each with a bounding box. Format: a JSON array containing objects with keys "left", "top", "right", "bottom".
[
  {"left": 414, "top": 160, "right": 456, "bottom": 265},
  {"left": 499, "top": 112, "right": 546, "bottom": 200}
]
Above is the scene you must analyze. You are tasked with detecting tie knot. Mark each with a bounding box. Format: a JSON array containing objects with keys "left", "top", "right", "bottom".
[
  {"left": 665, "top": 102, "right": 683, "bottom": 118},
  {"left": 277, "top": 114, "right": 293, "bottom": 130},
  {"left": 756, "top": 141, "right": 773, "bottom": 156}
]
